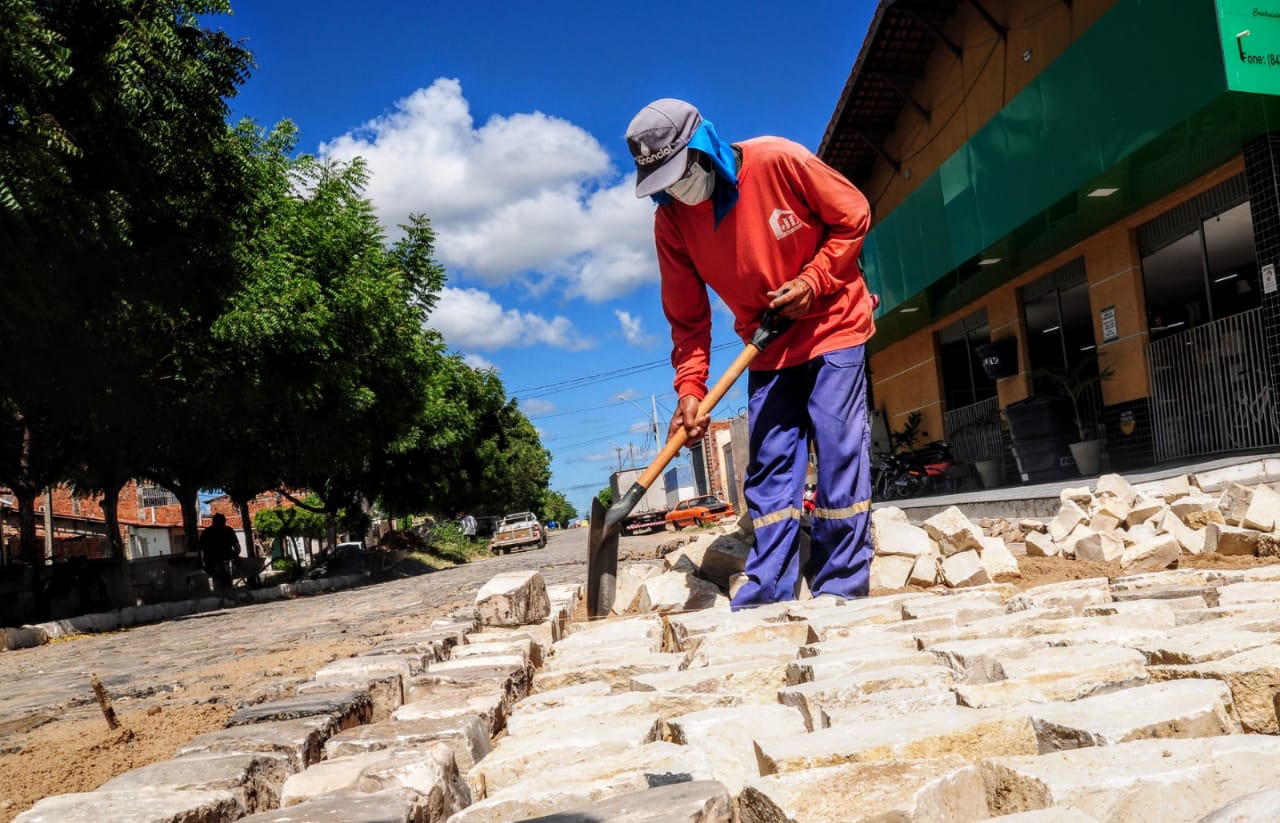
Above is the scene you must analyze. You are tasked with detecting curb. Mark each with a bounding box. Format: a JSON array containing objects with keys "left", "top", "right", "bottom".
[{"left": 1, "top": 572, "right": 370, "bottom": 652}]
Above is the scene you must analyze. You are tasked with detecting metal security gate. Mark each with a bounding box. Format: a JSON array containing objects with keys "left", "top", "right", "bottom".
[
  {"left": 943, "top": 397, "right": 1002, "bottom": 463},
  {"left": 1148, "top": 308, "right": 1279, "bottom": 462}
]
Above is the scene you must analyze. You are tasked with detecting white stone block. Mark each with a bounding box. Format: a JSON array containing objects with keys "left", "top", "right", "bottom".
[
  {"left": 613, "top": 563, "right": 663, "bottom": 614},
  {"left": 1155, "top": 510, "right": 1206, "bottom": 556},
  {"left": 738, "top": 758, "right": 989, "bottom": 823},
  {"left": 1095, "top": 473, "right": 1137, "bottom": 504},
  {"left": 1120, "top": 535, "right": 1180, "bottom": 574},
  {"left": 981, "top": 735, "right": 1280, "bottom": 820},
  {"left": 1027, "top": 679, "right": 1239, "bottom": 752},
  {"left": 923, "top": 507, "right": 985, "bottom": 556},
  {"left": 941, "top": 550, "right": 991, "bottom": 588},
  {"left": 1024, "top": 531, "right": 1059, "bottom": 557},
  {"left": 1243, "top": 485, "right": 1280, "bottom": 532},
  {"left": 1205, "top": 523, "right": 1263, "bottom": 557},
  {"left": 475, "top": 571, "right": 550, "bottom": 627},
  {"left": 909, "top": 553, "right": 940, "bottom": 587},
  {"left": 873, "top": 519, "right": 937, "bottom": 558},
  {"left": 1048, "top": 500, "right": 1088, "bottom": 543},
  {"left": 755, "top": 706, "right": 1038, "bottom": 774},
  {"left": 979, "top": 536, "right": 1020, "bottom": 577},
  {"left": 1126, "top": 493, "right": 1167, "bottom": 527},
  {"left": 667, "top": 705, "right": 807, "bottom": 793},
  {"left": 871, "top": 554, "right": 916, "bottom": 590},
  {"left": 637, "top": 571, "right": 722, "bottom": 614},
  {"left": 1075, "top": 531, "right": 1125, "bottom": 563}
]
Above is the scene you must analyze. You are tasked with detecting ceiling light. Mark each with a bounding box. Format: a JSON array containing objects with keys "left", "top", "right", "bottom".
[
  {"left": 1166, "top": 321, "right": 1186, "bottom": 329},
  {"left": 1042, "top": 325, "right": 1061, "bottom": 334},
  {"left": 978, "top": 257, "right": 1002, "bottom": 266},
  {"left": 1088, "top": 187, "right": 1119, "bottom": 197},
  {"left": 1080, "top": 345, "right": 1097, "bottom": 352},
  {"left": 1214, "top": 273, "right": 1239, "bottom": 283},
  {"left": 900, "top": 307, "right": 919, "bottom": 313}
]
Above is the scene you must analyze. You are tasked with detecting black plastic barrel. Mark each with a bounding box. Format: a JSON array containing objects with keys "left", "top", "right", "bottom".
[{"left": 1005, "top": 395, "right": 1076, "bottom": 483}]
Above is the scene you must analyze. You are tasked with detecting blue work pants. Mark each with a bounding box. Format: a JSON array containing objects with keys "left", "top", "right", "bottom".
[{"left": 731, "top": 345, "right": 873, "bottom": 608}]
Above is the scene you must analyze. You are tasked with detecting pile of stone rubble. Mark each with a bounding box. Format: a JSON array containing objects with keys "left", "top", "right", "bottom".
[
  {"left": 871, "top": 473, "right": 1280, "bottom": 591},
  {"left": 21, "top": 559, "right": 1280, "bottom": 821}
]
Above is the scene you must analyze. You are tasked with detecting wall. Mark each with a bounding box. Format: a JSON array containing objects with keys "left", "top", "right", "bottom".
[
  {"left": 866, "top": 0, "right": 1119, "bottom": 219},
  {"left": 869, "top": 157, "right": 1248, "bottom": 444}
]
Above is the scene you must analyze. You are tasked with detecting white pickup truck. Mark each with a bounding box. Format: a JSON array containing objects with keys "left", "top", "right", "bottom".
[{"left": 489, "top": 512, "right": 546, "bottom": 554}]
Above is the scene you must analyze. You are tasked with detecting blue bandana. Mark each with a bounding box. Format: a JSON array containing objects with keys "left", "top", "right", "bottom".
[{"left": 650, "top": 120, "right": 739, "bottom": 227}]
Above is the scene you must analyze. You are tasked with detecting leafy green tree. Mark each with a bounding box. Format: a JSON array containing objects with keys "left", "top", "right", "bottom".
[
  {"left": 216, "top": 154, "right": 442, "bottom": 550},
  {"left": 596, "top": 487, "right": 613, "bottom": 508},
  {"left": 539, "top": 490, "right": 577, "bottom": 525},
  {"left": 0, "top": 0, "right": 254, "bottom": 561}
]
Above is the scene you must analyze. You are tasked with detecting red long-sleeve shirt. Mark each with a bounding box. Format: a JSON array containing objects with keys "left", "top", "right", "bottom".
[{"left": 655, "top": 137, "right": 875, "bottom": 400}]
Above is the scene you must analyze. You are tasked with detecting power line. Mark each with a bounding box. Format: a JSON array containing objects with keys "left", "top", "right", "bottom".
[{"left": 509, "top": 341, "right": 738, "bottom": 399}]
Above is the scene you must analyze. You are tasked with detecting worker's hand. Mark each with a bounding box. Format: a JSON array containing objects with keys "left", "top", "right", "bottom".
[
  {"left": 668, "top": 394, "right": 709, "bottom": 443},
  {"left": 767, "top": 278, "right": 814, "bottom": 319}
]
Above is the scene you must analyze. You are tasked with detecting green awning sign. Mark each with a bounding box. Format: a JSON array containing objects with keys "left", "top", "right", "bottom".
[{"left": 1219, "top": 1, "right": 1280, "bottom": 94}]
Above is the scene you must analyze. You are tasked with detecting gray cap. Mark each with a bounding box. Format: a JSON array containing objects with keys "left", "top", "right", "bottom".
[{"left": 626, "top": 98, "right": 702, "bottom": 198}]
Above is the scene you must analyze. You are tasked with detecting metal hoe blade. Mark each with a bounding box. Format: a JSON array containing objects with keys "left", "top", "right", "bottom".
[{"left": 586, "top": 496, "right": 618, "bottom": 617}]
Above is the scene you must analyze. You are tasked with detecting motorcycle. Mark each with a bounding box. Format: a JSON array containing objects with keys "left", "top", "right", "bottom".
[{"left": 880, "top": 440, "right": 958, "bottom": 499}]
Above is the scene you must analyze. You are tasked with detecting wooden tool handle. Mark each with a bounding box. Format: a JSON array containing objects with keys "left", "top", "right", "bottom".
[{"left": 634, "top": 344, "right": 760, "bottom": 490}]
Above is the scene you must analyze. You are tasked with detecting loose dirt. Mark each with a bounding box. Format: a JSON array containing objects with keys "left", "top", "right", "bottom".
[{"left": 0, "top": 612, "right": 463, "bottom": 822}]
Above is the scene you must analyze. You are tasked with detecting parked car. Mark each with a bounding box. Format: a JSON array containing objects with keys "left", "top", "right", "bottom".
[
  {"left": 489, "top": 512, "right": 546, "bottom": 554},
  {"left": 665, "top": 495, "right": 734, "bottom": 530}
]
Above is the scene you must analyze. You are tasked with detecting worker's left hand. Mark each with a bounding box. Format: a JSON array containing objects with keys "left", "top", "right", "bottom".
[{"left": 767, "top": 278, "right": 813, "bottom": 319}]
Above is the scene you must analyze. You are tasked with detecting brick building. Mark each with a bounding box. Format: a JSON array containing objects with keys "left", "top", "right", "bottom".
[{"left": 0, "top": 481, "right": 299, "bottom": 564}]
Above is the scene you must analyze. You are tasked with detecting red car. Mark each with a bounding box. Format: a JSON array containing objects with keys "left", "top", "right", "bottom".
[{"left": 665, "top": 495, "right": 734, "bottom": 530}]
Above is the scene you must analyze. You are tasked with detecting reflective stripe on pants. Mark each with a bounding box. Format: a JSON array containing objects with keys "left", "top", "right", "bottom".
[{"left": 732, "top": 345, "right": 873, "bottom": 608}]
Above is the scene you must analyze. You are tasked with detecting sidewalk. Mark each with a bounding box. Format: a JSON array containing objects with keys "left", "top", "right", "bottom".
[{"left": 885, "top": 452, "right": 1280, "bottom": 521}]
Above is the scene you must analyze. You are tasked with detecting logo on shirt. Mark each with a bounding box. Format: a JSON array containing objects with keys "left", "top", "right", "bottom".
[{"left": 769, "top": 208, "right": 804, "bottom": 240}]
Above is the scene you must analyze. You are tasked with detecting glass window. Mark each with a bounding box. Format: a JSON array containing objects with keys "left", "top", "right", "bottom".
[
  {"left": 1204, "top": 201, "right": 1261, "bottom": 319},
  {"left": 1141, "top": 200, "right": 1259, "bottom": 342},
  {"left": 937, "top": 310, "right": 996, "bottom": 411}
]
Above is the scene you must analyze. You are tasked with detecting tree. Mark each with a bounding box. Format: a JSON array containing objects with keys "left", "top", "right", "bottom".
[
  {"left": 596, "top": 487, "right": 613, "bottom": 508},
  {"left": 0, "top": 0, "right": 255, "bottom": 562},
  {"left": 539, "top": 490, "right": 577, "bottom": 525},
  {"left": 216, "top": 154, "right": 443, "bottom": 550}
]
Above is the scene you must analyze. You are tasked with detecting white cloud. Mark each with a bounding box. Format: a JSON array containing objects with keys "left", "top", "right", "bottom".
[
  {"left": 615, "top": 309, "right": 657, "bottom": 347},
  {"left": 429, "top": 287, "right": 593, "bottom": 352},
  {"left": 615, "top": 388, "right": 641, "bottom": 402},
  {"left": 462, "top": 353, "right": 499, "bottom": 372},
  {"left": 628, "top": 419, "right": 654, "bottom": 435},
  {"left": 320, "top": 78, "right": 658, "bottom": 303},
  {"left": 521, "top": 398, "right": 556, "bottom": 417}
]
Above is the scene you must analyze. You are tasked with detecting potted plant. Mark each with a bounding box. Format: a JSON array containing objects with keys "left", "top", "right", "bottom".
[
  {"left": 1031, "top": 355, "right": 1115, "bottom": 477},
  {"left": 947, "top": 405, "right": 1005, "bottom": 488}
]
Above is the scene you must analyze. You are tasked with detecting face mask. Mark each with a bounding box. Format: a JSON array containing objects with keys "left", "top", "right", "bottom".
[{"left": 667, "top": 158, "right": 715, "bottom": 205}]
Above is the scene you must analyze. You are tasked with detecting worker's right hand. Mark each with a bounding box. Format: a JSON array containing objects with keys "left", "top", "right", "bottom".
[{"left": 668, "top": 394, "right": 709, "bottom": 443}]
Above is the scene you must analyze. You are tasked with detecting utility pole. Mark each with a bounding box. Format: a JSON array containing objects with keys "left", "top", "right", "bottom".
[
  {"left": 628, "top": 442, "right": 635, "bottom": 467},
  {"left": 651, "top": 394, "right": 662, "bottom": 449},
  {"left": 614, "top": 446, "right": 624, "bottom": 473}
]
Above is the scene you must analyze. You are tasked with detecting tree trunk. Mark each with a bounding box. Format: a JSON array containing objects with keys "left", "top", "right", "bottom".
[
  {"left": 14, "top": 486, "right": 39, "bottom": 565},
  {"left": 326, "top": 510, "right": 338, "bottom": 554},
  {"left": 238, "top": 500, "right": 256, "bottom": 557},
  {"left": 172, "top": 484, "right": 201, "bottom": 555},
  {"left": 97, "top": 482, "right": 130, "bottom": 610},
  {"left": 101, "top": 483, "right": 126, "bottom": 560}
]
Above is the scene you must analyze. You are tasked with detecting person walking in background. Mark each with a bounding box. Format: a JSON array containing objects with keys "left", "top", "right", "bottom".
[
  {"left": 200, "top": 513, "right": 240, "bottom": 590},
  {"left": 460, "top": 512, "right": 477, "bottom": 542},
  {"left": 625, "top": 98, "right": 876, "bottom": 609}
]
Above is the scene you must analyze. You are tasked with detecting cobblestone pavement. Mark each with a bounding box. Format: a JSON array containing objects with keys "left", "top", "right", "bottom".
[
  {"left": 0, "top": 529, "right": 610, "bottom": 726},
  {"left": 21, "top": 514, "right": 1280, "bottom": 822}
]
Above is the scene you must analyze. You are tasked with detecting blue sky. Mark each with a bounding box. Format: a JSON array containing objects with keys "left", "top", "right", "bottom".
[{"left": 219, "top": 1, "right": 876, "bottom": 516}]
